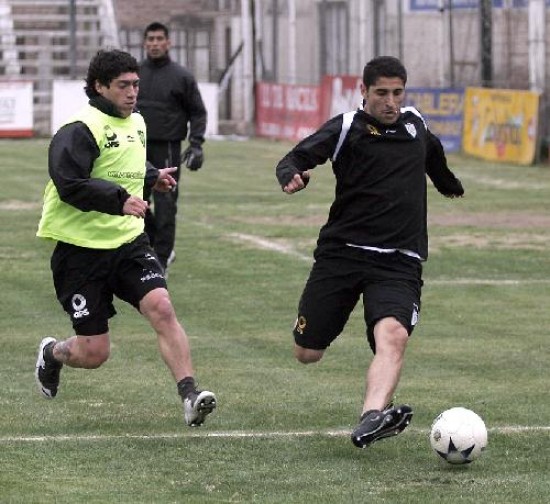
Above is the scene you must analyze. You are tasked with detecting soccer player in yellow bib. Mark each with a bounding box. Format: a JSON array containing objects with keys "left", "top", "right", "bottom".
[{"left": 36, "top": 49, "right": 216, "bottom": 427}]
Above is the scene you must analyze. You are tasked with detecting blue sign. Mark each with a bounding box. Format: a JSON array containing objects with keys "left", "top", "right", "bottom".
[
  {"left": 410, "top": 0, "right": 499, "bottom": 10},
  {"left": 409, "top": 0, "right": 548, "bottom": 10},
  {"left": 405, "top": 88, "right": 465, "bottom": 153}
]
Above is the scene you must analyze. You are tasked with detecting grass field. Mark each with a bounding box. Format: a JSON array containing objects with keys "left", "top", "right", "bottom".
[{"left": 1, "top": 137, "right": 549, "bottom": 503}]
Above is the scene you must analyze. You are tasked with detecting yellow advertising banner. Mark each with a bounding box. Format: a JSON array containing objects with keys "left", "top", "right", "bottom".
[{"left": 463, "top": 87, "right": 539, "bottom": 165}]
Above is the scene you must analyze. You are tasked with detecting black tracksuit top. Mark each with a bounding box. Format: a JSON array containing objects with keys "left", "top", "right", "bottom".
[
  {"left": 275, "top": 107, "right": 464, "bottom": 260},
  {"left": 137, "top": 55, "right": 207, "bottom": 145},
  {"left": 48, "top": 96, "right": 159, "bottom": 216}
]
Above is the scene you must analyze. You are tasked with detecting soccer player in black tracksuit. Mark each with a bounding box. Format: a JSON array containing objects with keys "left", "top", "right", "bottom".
[
  {"left": 276, "top": 56, "right": 464, "bottom": 449},
  {"left": 137, "top": 21, "right": 207, "bottom": 271}
]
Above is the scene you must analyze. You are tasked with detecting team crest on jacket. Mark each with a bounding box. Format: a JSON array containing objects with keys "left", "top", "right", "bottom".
[
  {"left": 405, "top": 123, "right": 417, "bottom": 138},
  {"left": 138, "top": 130, "right": 145, "bottom": 147},
  {"left": 366, "top": 124, "right": 381, "bottom": 136},
  {"left": 294, "top": 315, "right": 307, "bottom": 334}
]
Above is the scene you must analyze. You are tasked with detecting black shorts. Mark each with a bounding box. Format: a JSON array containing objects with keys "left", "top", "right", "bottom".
[
  {"left": 51, "top": 233, "right": 167, "bottom": 336},
  {"left": 293, "top": 245, "right": 423, "bottom": 353}
]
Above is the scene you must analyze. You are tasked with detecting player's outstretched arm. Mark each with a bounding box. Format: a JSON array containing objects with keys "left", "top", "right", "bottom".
[
  {"left": 425, "top": 131, "right": 465, "bottom": 198},
  {"left": 275, "top": 117, "right": 341, "bottom": 193}
]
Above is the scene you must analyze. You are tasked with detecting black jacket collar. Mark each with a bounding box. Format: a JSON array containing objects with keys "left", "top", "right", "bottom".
[{"left": 89, "top": 95, "right": 126, "bottom": 119}]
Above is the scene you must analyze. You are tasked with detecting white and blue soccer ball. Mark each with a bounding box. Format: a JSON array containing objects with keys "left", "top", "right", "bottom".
[{"left": 430, "top": 407, "right": 488, "bottom": 465}]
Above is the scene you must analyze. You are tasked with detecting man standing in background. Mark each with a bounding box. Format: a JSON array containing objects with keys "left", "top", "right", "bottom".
[{"left": 137, "top": 21, "right": 207, "bottom": 273}]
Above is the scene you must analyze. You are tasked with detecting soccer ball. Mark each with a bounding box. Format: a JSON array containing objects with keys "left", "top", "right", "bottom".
[{"left": 429, "top": 407, "right": 488, "bottom": 465}]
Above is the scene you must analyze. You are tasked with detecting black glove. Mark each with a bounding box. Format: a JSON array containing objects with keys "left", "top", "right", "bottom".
[{"left": 182, "top": 145, "right": 204, "bottom": 171}]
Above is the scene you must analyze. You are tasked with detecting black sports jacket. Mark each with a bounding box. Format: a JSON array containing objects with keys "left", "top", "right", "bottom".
[
  {"left": 48, "top": 96, "right": 159, "bottom": 216},
  {"left": 137, "top": 55, "right": 207, "bottom": 146},
  {"left": 275, "top": 107, "right": 464, "bottom": 259}
]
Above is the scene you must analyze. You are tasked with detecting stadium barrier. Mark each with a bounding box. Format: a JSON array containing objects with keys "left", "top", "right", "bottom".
[
  {"left": 256, "top": 76, "right": 541, "bottom": 165},
  {"left": 50, "top": 80, "right": 219, "bottom": 137},
  {"left": 462, "top": 86, "right": 540, "bottom": 165},
  {"left": 0, "top": 81, "right": 33, "bottom": 138}
]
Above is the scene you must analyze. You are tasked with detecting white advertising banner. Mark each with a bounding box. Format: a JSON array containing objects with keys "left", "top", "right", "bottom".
[
  {"left": 198, "top": 82, "right": 218, "bottom": 137},
  {"left": 0, "top": 81, "right": 33, "bottom": 137},
  {"left": 51, "top": 80, "right": 88, "bottom": 135},
  {"left": 51, "top": 80, "right": 219, "bottom": 137}
]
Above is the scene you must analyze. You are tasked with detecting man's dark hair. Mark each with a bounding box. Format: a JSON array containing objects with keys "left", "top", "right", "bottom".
[
  {"left": 362, "top": 56, "right": 407, "bottom": 88},
  {"left": 144, "top": 21, "right": 169, "bottom": 39},
  {"left": 84, "top": 49, "right": 139, "bottom": 98}
]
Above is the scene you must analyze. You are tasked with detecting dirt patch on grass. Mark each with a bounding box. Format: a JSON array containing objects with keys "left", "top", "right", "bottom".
[
  {"left": 430, "top": 232, "right": 550, "bottom": 250},
  {"left": 241, "top": 211, "right": 550, "bottom": 230},
  {"left": 234, "top": 211, "right": 550, "bottom": 251},
  {"left": 430, "top": 212, "right": 550, "bottom": 229},
  {"left": 429, "top": 212, "right": 550, "bottom": 250}
]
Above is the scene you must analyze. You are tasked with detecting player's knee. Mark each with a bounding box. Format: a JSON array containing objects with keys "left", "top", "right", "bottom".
[
  {"left": 294, "top": 344, "right": 324, "bottom": 364},
  {"left": 81, "top": 340, "right": 110, "bottom": 368},
  {"left": 388, "top": 322, "right": 409, "bottom": 346},
  {"left": 374, "top": 317, "right": 409, "bottom": 355},
  {"left": 141, "top": 289, "right": 175, "bottom": 325},
  {"left": 153, "top": 296, "right": 175, "bottom": 322}
]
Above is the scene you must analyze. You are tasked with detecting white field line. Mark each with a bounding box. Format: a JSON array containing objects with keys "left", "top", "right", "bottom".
[
  {"left": 228, "top": 232, "right": 311, "bottom": 261},
  {"left": 1, "top": 425, "right": 548, "bottom": 443},
  {"left": 227, "top": 232, "right": 550, "bottom": 285}
]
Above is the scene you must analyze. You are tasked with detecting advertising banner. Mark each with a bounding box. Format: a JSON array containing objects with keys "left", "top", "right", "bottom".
[
  {"left": 0, "top": 81, "right": 33, "bottom": 137},
  {"left": 51, "top": 80, "right": 88, "bottom": 135},
  {"left": 255, "top": 82, "right": 322, "bottom": 142},
  {"left": 405, "top": 88, "right": 464, "bottom": 153},
  {"left": 320, "top": 76, "right": 463, "bottom": 153},
  {"left": 462, "top": 87, "right": 539, "bottom": 165},
  {"left": 52, "top": 80, "right": 219, "bottom": 136},
  {"left": 320, "top": 75, "right": 363, "bottom": 120},
  {"left": 410, "top": 0, "right": 493, "bottom": 10},
  {"left": 408, "top": 0, "right": 547, "bottom": 10}
]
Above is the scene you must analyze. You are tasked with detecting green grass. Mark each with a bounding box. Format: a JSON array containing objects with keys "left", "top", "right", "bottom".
[{"left": 1, "top": 138, "right": 549, "bottom": 503}]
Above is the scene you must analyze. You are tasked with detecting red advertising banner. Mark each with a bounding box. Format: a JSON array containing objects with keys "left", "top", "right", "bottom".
[
  {"left": 256, "top": 76, "right": 466, "bottom": 155},
  {"left": 320, "top": 75, "right": 363, "bottom": 120},
  {"left": 255, "top": 82, "right": 322, "bottom": 142}
]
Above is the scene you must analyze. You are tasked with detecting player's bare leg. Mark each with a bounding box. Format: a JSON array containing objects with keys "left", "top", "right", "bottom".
[
  {"left": 362, "top": 317, "right": 407, "bottom": 412},
  {"left": 351, "top": 317, "right": 413, "bottom": 448},
  {"left": 140, "top": 288, "right": 216, "bottom": 426}
]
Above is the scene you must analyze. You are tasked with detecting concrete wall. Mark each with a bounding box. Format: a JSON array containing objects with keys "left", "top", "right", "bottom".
[{"left": 83, "top": 1, "right": 550, "bottom": 137}]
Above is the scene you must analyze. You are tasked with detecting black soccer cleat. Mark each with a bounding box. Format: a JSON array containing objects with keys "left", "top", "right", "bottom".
[
  {"left": 351, "top": 404, "right": 413, "bottom": 448},
  {"left": 35, "top": 337, "right": 63, "bottom": 399},
  {"left": 183, "top": 390, "right": 217, "bottom": 426}
]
